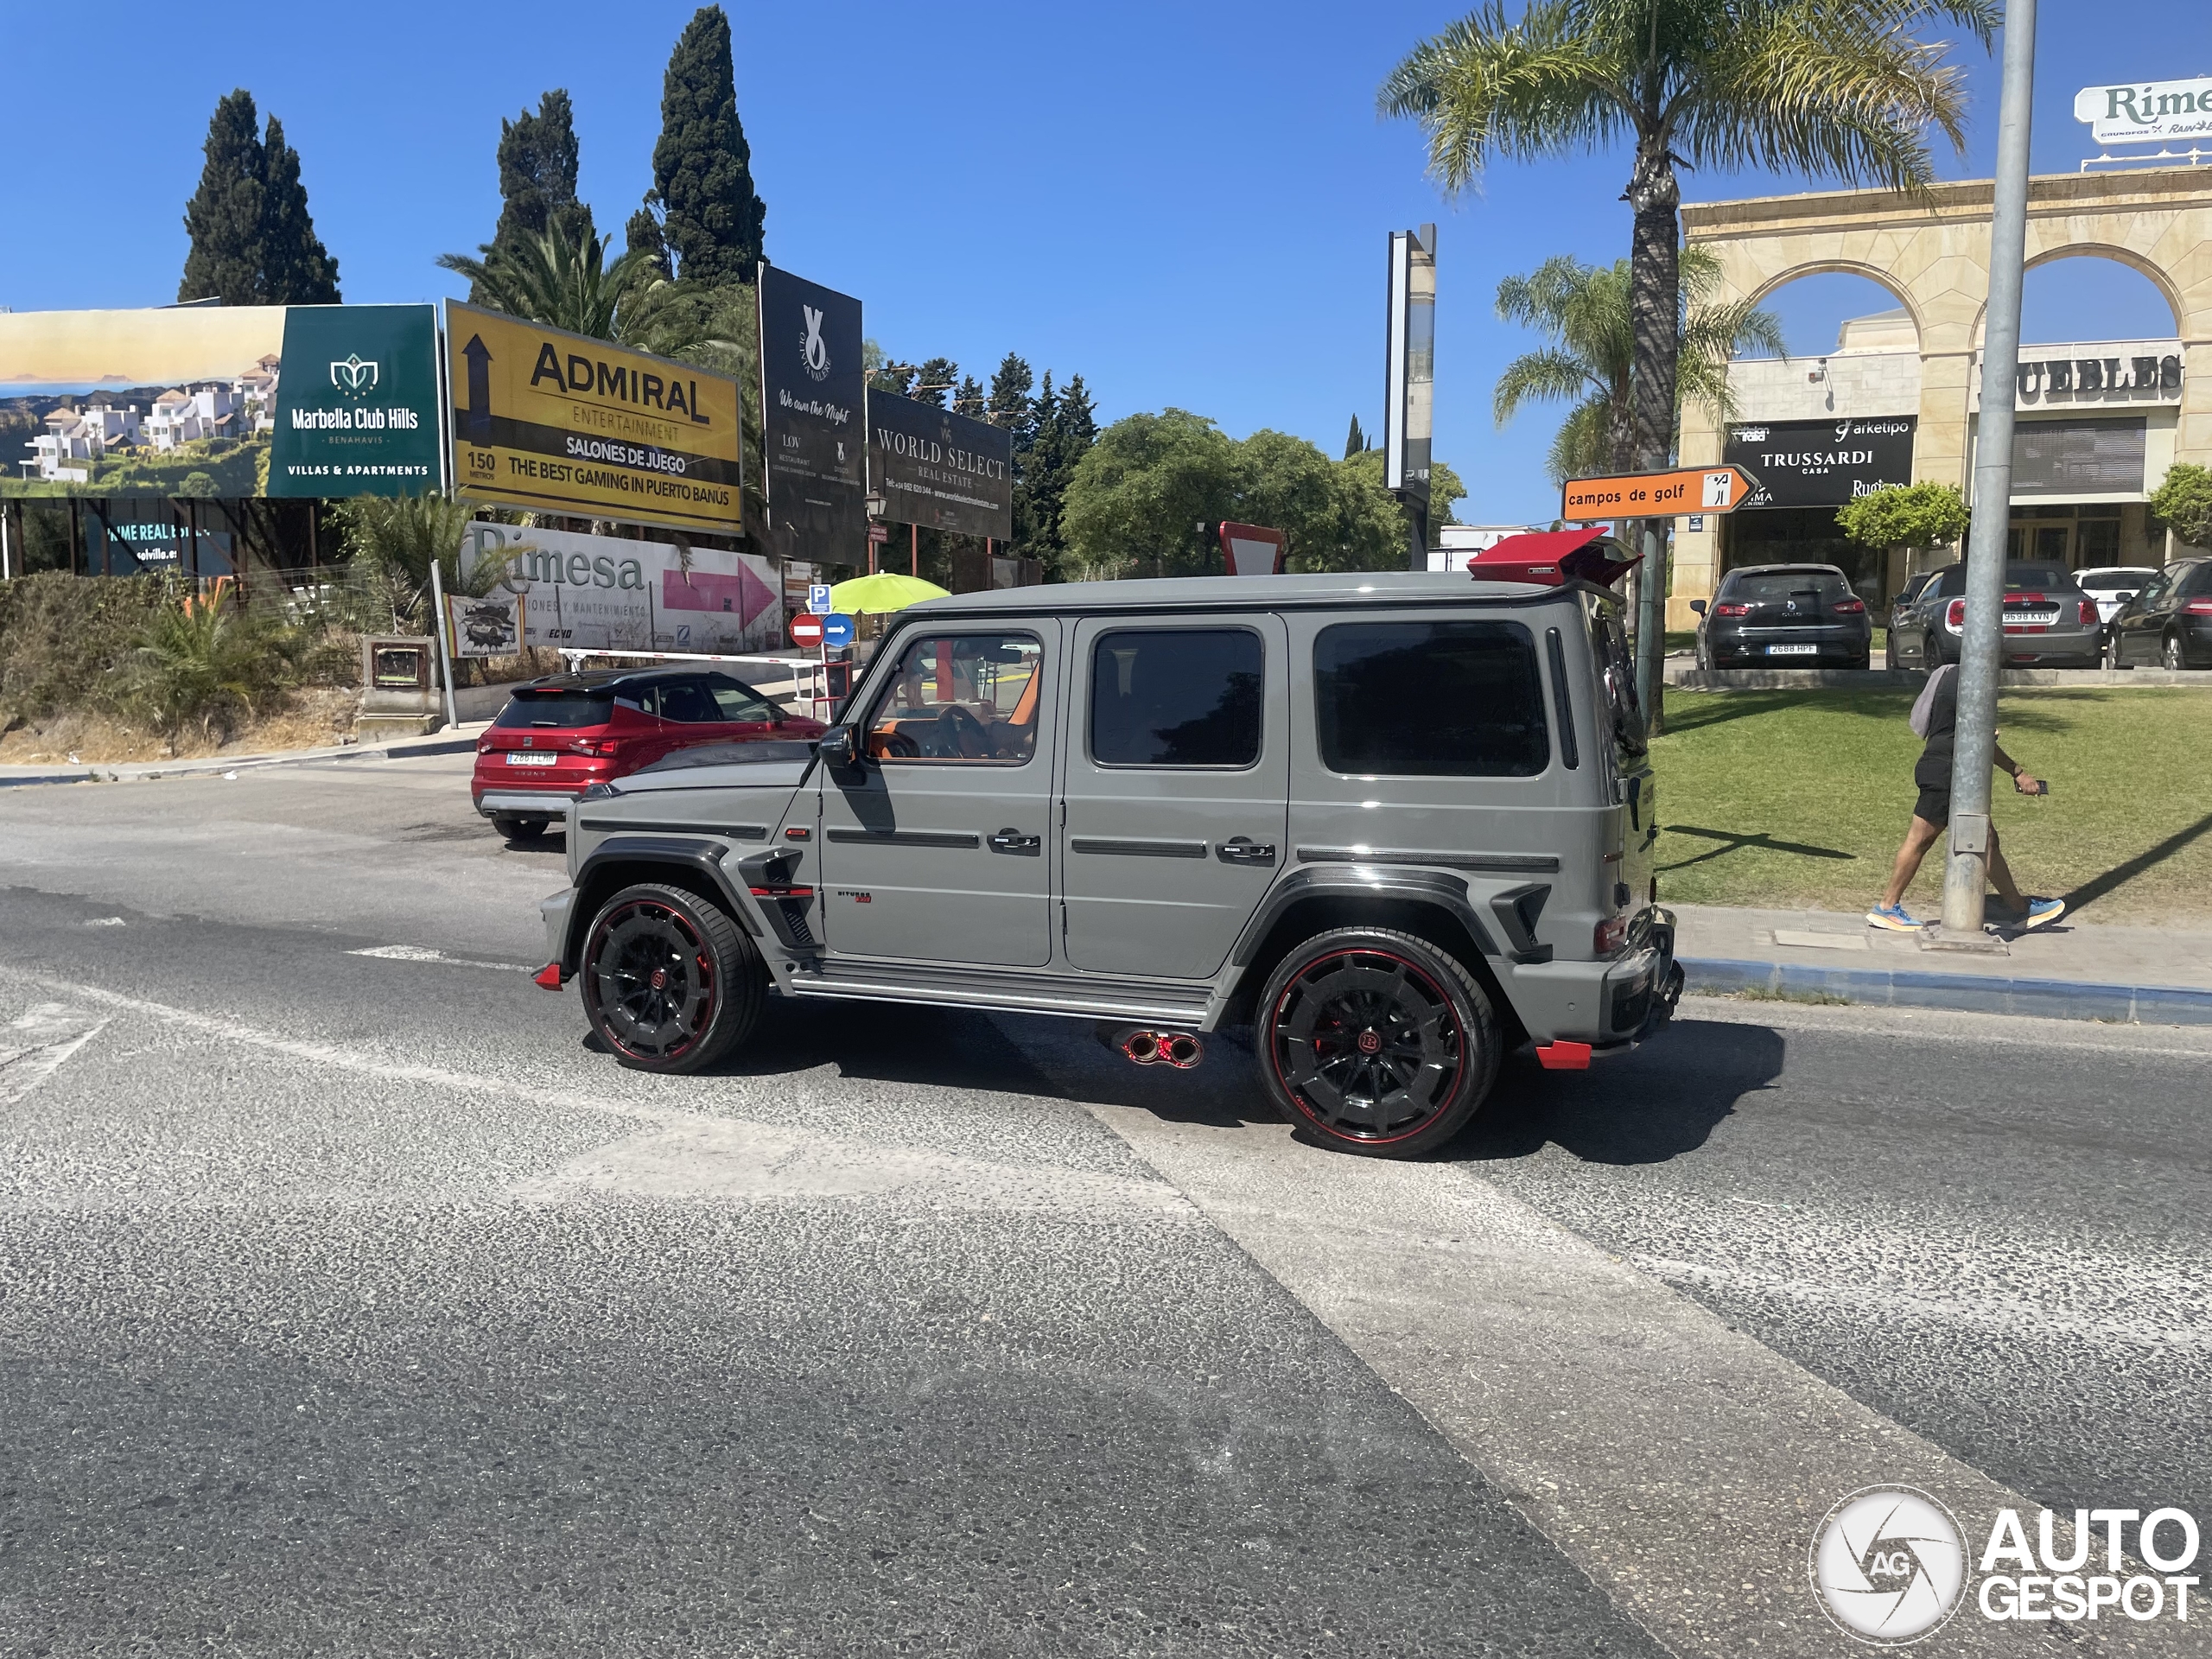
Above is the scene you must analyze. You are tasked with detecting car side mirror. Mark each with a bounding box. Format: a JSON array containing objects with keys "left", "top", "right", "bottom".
[
  {"left": 1688, "top": 599, "right": 1707, "bottom": 615},
  {"left": 817, "top": 725, "right": 860, "bottom": 771},
  {"left": 2120, "top": 591, "right": 2138, "bottom": 603}
]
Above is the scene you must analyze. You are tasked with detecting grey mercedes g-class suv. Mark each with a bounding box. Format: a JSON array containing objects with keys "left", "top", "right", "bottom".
[{"left": 534, "top": 569, "right": 1680, "bottom": 1158}]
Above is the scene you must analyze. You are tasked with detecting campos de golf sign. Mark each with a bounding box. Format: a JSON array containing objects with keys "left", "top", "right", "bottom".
[{"left": 2075, "top": 76, "right": 2212, "bottom": 145}]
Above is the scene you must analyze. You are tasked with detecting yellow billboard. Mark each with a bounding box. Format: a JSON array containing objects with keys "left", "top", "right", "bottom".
[{"left": 445, "top": 300, "right": 742, "bottom": 534}]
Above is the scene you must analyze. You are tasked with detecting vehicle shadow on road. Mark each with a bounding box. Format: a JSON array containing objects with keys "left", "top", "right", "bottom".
[
  {"left": 1454, "top": 1016, "right": 1786, "bottom": 1166},
  {"left": 715, "top": 996, "right": 1077, "bottom": 1102}
]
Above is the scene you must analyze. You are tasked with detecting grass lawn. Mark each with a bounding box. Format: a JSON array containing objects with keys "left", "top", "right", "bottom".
[{"left": 1649, "top": 687, "right": 2212, "bottom": 923}]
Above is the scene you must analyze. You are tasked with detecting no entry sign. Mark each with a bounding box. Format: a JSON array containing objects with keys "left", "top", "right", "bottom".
[{"left": 790, "top": 613, "right": 825, "bottom": 648}]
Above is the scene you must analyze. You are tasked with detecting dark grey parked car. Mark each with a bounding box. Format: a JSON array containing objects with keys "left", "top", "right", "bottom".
[
  {"left": 2104, "top": 556, "right": 2212, "bottom": 669},
  {"left": 1885, "top": 560, "right": 2102, "bottom": 670},
  {"left": 531, "top": 572, "right": 1681, "bottom": 1160},
  {"left": 1688, "top": 563, "right": 1871, "bottom": 670}
]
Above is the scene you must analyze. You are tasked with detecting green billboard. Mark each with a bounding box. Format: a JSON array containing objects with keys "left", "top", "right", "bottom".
[{"left": 266, "top": 305, "right": 441, "bottom": 497}]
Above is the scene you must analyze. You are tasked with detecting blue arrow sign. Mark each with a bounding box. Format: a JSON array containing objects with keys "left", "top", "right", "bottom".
[{"left": 821, "top": 612, "right": 855, "bottom": 648}]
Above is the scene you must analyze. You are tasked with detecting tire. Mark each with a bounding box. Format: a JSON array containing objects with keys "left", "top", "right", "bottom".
[
  {"left": 2164, "top": 632, "right": 2188, "bottom": 671},
  {"left": 2105, "top": 632, "right": 2126, "bottom": 671},
  {"left": 1884, "top": 634, "right": 1897, "bottom": 670},
  {"left": 1851, "top": 650, "right": 1872, "bottom": 672},
  {"left": 579, "top": 882, "right": 763, "bottom": 1074},
  {"left": 1254, "top": 927, "right": 1500, "bottom": 1159},
  {"left": 492, "top": 814, "right": 548, "bottom": 840}
]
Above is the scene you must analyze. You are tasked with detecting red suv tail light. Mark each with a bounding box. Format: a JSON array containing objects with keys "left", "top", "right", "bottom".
[
  {"left": 1713, "top": 602, "right": 1750, "bottom": 617},
  {"left": 1593, "top": 915, "right": 1628, "bottom": 955},
  {"left": 1831, "top": 598, "right": 1866, "bottom": 615},
  {"left": 572, "top": 737, "right": 621, "bottom": 758},
  {"left": 2078, "top": 599, "right": 2099, "bottom": 625},
  {"left": 1946, "top": 599, "right": 1967, "bottom": 629},
  {"left": 2186, "top": 598, "right": 2212, "bottom": 615}
]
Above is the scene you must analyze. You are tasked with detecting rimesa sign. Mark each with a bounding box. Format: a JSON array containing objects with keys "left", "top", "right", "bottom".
[{"left": 2075, "top": 76, "right": 2212, "bottom": 146}]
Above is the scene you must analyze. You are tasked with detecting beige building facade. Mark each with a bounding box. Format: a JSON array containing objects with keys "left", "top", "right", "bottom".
[{"left": 1670, "top": 167, "right": 2212, "bottom": 627}]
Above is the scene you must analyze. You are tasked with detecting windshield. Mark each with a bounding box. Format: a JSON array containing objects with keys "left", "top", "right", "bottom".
[{"left": 1932, "top": 563, "right": 2080, "bottom": 597}]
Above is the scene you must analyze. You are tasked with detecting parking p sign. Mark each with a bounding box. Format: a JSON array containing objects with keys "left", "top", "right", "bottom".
[{"left": 808, "top": 583, "right": 834, "bottom": 616}]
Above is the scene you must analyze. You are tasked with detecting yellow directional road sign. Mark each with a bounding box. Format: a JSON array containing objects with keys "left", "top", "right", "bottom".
[
  {"left": 446, "top": 301, "right": 743, "bottom": 535},
  {"left": 1561, "top": 464, "right": 1759, "bottom": 524}
]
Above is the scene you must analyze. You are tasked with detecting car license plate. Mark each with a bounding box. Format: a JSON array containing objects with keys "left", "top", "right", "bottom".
[
  {"left": 505, "top": 751, "right": 558, "bottom": 766},
  {"left": 1766, "top": 643, "right": 1819, "bottom": 656}
]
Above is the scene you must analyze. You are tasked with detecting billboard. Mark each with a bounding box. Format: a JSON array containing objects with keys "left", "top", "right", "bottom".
[
  {"left": 1382, "top": 225, "right": 1436, "bottom": 509},
  {"left": 756, "top": 264, "right": 867, "bottom": 563},
  {"left": 461, "top": 521, "right": 782, "bottom": 656},
  {"left": 0, "top": 303, "right": 441, "bottom": 499},
  {"left": 445, "top": 301, "right": 743, "bottom": 535},
  {"left": 80, "top": 497, "right": 233, "bottom": 576},
  {"left": 2075, "top": 76, "right": 2212, "bottom": 146},
  {"left": 866, "top": 389, "right": 1013, "bottom": 538},
  {"left": 1723, "top": 417, "right": 1916, "bottom": 509}
]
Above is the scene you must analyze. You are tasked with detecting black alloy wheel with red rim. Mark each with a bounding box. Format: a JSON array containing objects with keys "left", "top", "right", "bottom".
[
  {"left": 1255, "top": 926, "right": 1499, "bottom": 1159},
  {"left": 580, "top": 882, "right": 761, "bottom": 1074}
]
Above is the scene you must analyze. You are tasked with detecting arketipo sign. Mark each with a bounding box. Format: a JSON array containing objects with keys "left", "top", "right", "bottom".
[
  {"left": 2075, "top": 76, "right": 2212, "bottom": 146},
  {"left": 446, "top": 300, "right": 744, "bottom": 535},
  {"left": 1723, "top": 416, "right": 1916, "bottom": 509},
  {"left": 866, "top": 388, "right": 1013, "bottom": 539}
]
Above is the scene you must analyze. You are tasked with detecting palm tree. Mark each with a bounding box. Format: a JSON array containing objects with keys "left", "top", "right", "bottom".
[
  {"left": 1382, "top": 0, "right": 1993, "bottom": 722},
  {"left": 1493, "top": 245, "right": 1783, "bottom": 485},
  {"left": 439, "top": 224, "right": 658, "bottom": 344}
]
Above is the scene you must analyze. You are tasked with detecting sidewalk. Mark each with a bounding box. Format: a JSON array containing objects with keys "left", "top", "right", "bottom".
[
  {"left": 1675, "top": 901, "right": 2212, "bottom": 1025},
  {"left": 0, "top": 723, "right": 492, "bottom": 789}
]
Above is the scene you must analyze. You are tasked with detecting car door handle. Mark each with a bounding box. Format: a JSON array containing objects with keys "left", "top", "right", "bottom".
[
  {"left": 1215, "top": 836, "right": 1277, "bottom": 865},
  {"left": 988, "top": 829, "right": 1041, "bottom": 855}
]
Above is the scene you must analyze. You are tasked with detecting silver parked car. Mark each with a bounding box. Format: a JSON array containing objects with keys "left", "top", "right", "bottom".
[
  {"left": 1885, "top": 560, "right": 2103, "bottom": 670},
  {"left": 533, "top": 571, "right": 1681, "bottom": 1159}
]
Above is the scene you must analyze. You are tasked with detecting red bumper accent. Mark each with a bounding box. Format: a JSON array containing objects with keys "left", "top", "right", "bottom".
[
  {"left": 533, "top": 963, "right": 565, "bottom": 990},
  {"left": 1535, "top": 1040, "right": 1592, "bottom": 1071}
]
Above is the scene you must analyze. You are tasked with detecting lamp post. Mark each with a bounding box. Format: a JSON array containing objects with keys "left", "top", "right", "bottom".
[{"left": 1938, "top": 0, "right": 2038, "bottom": 945}]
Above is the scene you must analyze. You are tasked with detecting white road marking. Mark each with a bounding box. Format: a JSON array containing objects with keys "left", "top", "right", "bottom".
[
  {"left": 349, "top": 944, "right": 533, "bottom": 973},
  {"left": 0, "top": 1003, "right": 108, "bottom": 1105},
  {"left": 1009, "top": 1031, "right": 2178, "bottom": 1659}
]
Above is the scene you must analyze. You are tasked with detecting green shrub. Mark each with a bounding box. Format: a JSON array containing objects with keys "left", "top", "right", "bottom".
[
  {"left": 106, "top": 594, "right": 297, "bottom": 751},
  {"left": 1834, "top": 483, "right": 1969, "bottom": 554},
  {"left": 2148, "top": 463, "right": 2212, "bottom": 550},
  {"left": 0, "top": 571, "right": 183, "bottom": 730}
]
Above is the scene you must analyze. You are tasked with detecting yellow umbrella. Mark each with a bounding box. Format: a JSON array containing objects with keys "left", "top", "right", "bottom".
[{"left": 829, "top": 571, "right": 950, "bottom": 614}]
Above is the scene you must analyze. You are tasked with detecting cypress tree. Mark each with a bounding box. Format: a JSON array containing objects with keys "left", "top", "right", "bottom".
[
  {"left": 912, "top": 357, "right": 958, "bottom": 410},
  {"left": 988, "top": 354, "right": 1036, "bottom": 448},
  {"left": 492, "top": 92, "right": 594, "bottom": 264},
  {"left": 644, "top": 6, "right": 767, "bottom": 284},
  {"left": 259, "top": 118, "right": 340, "bottom": 304},
  {"left": 1018, "top": 372, "right": 1099, "bottom": 575},
  {"left": 179, "top": 91, "right": 266, "bottom": 305},
  {"left": 1344, "top": 413, "right": 1366, "bottom": 458}
]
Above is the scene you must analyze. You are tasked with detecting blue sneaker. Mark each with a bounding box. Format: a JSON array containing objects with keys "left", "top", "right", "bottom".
[
  {"left": 2018, "top": 897, "right": 2065, "bottom": 931},
  {"left": 1866, "top": 902, "right": 1923, "bottom": 931}
]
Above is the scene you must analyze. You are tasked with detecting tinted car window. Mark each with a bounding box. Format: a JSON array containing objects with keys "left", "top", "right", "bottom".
[
  {"left": 495, "top": 690, "right": 613, "bottom": 728},
  {"left": 1724, "top": 570, "right": 1851, "bottom": 602},
  {"left": 1931, "top": 563, "right": 2078, "bottom": 597},
  {"left": 865, "top": 632, "right": 1044, "bottom": 763},
  {"left": 2077, "top": 569, "right": 2156, "bottom": 593},
  {"left": 703, "top": 675, "right": 779, "bottom": 721},
  {"left": 1314, "top": 620, "right": 1548, "bottom": 777},
  {"left": 2181, "top": 562, "right": 2212, "bottom": 597},
  {"left": 1090, "top": 629, "right": 1262, "bottom": 766},
  {"left": 654, "top": 677, "right": 722, "bottom": 723}
]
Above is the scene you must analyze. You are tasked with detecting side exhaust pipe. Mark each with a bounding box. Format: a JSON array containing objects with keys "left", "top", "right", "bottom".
[{"left": 1096, "top": 1026, "right": 1204, "bottom": 1068}]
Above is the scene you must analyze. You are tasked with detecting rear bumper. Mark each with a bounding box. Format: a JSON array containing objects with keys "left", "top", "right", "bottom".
[
  {"left": 541, "top": 887, "right": 576, "bottom": 975},
  {"left": 475, "top": 790, "right": 580, "bottom": 818},
  {"left": 1709, "top": 633, "right": 1868, "bottom": 665},
  {"left": 1502, "top": 907, "right": 1681, "bottom": 1050}
]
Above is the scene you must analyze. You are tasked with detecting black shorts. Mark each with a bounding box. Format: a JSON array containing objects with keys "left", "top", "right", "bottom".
[{"left": 1913, "top": 753, "right": 1950, "bottom": 826}]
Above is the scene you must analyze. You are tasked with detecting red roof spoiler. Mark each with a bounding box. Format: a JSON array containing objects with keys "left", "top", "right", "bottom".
[{"left": 1467, "top": 527, "right": 1639, "bottom": 588}]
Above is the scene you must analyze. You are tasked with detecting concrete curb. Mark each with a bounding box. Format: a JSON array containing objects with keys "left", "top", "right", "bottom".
[
  {"left": 1667, "top": 665, "right": 2212, "bottom": 690},
  {"left": 1682, "top": 954, "right": 2212, "bottom": 1026},
  {"left": 0, "top": 733, "right": 482, "bottom": 789}
]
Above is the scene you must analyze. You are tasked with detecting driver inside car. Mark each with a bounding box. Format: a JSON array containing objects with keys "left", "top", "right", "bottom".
[{"left": 868, "top": 634, "right": 1040, "bottom": 762}]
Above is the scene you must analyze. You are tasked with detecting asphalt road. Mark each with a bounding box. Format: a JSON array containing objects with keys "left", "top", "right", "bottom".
[{"left": 0, "top": 756, "right": 2204, "bottom": 1656}]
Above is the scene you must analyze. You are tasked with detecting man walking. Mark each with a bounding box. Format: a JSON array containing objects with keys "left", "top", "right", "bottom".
[{"left": 1867, "top": 664, "right": 2064, "bottom": 932}]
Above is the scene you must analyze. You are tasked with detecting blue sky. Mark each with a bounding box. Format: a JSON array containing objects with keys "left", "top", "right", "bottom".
[{"left": 0, "top": 2, "right": 2200, "bottom": 525}]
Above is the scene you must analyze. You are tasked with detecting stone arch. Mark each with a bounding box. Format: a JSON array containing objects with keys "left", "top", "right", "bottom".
[
  {"left": 1966, "top": 243, "right": 2185, "bottom": 344},
  {"left": 1738, "top": 260, "right": 1926, "bottom": 350}
]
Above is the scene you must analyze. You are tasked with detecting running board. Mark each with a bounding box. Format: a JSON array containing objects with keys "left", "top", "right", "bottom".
[{"left": 783, "top": 964, "right": 1213, "bottom": 1027}]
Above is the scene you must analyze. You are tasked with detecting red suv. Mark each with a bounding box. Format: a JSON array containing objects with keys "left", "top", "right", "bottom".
[{"left": 473, "top": 666, "right": 824, "bottom": 839}]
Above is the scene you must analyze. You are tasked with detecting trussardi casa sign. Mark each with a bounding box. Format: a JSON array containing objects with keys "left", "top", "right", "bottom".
[{"left": 1722, "top": 416, "right": 1916, "bottom": 509}]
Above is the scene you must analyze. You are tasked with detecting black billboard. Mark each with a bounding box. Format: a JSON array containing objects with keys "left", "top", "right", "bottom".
[
  {"left": 1723, "top": 416, "right": 1916, "bottom": 509},
  {"left": 757, "top": 264, "right": 867, "bottom": 563},
  {"left": 867, "top": 390, "right": 1014, "bottom": 539}
]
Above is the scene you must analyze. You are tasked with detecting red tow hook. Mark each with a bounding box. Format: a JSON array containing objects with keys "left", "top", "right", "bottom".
[
  {"left": 1535, "top": 1040, "right": 1592, "bottom": 1071},
  {"left": 533, "top": 962, "right": 565, "bottom": 990}
]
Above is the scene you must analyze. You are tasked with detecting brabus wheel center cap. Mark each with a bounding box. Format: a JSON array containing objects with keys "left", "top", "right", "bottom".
[
  {"left": 1357, "top": 1029, "right": 1382, "bottom": 1055},
  {"left": 650, "top": 967, "right": 669, "bottom": 990}
]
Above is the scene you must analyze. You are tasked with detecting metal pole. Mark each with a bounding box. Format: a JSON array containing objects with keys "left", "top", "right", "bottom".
[
  {"left": 1635, "top": 520, "right": 1666, "bottom": 726},
  {"left": 428, "top": 558, "right": 461, "bottom": 733},
  {"left": 1940, "top": 0, "right": 2037, "bottom": 941}
]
